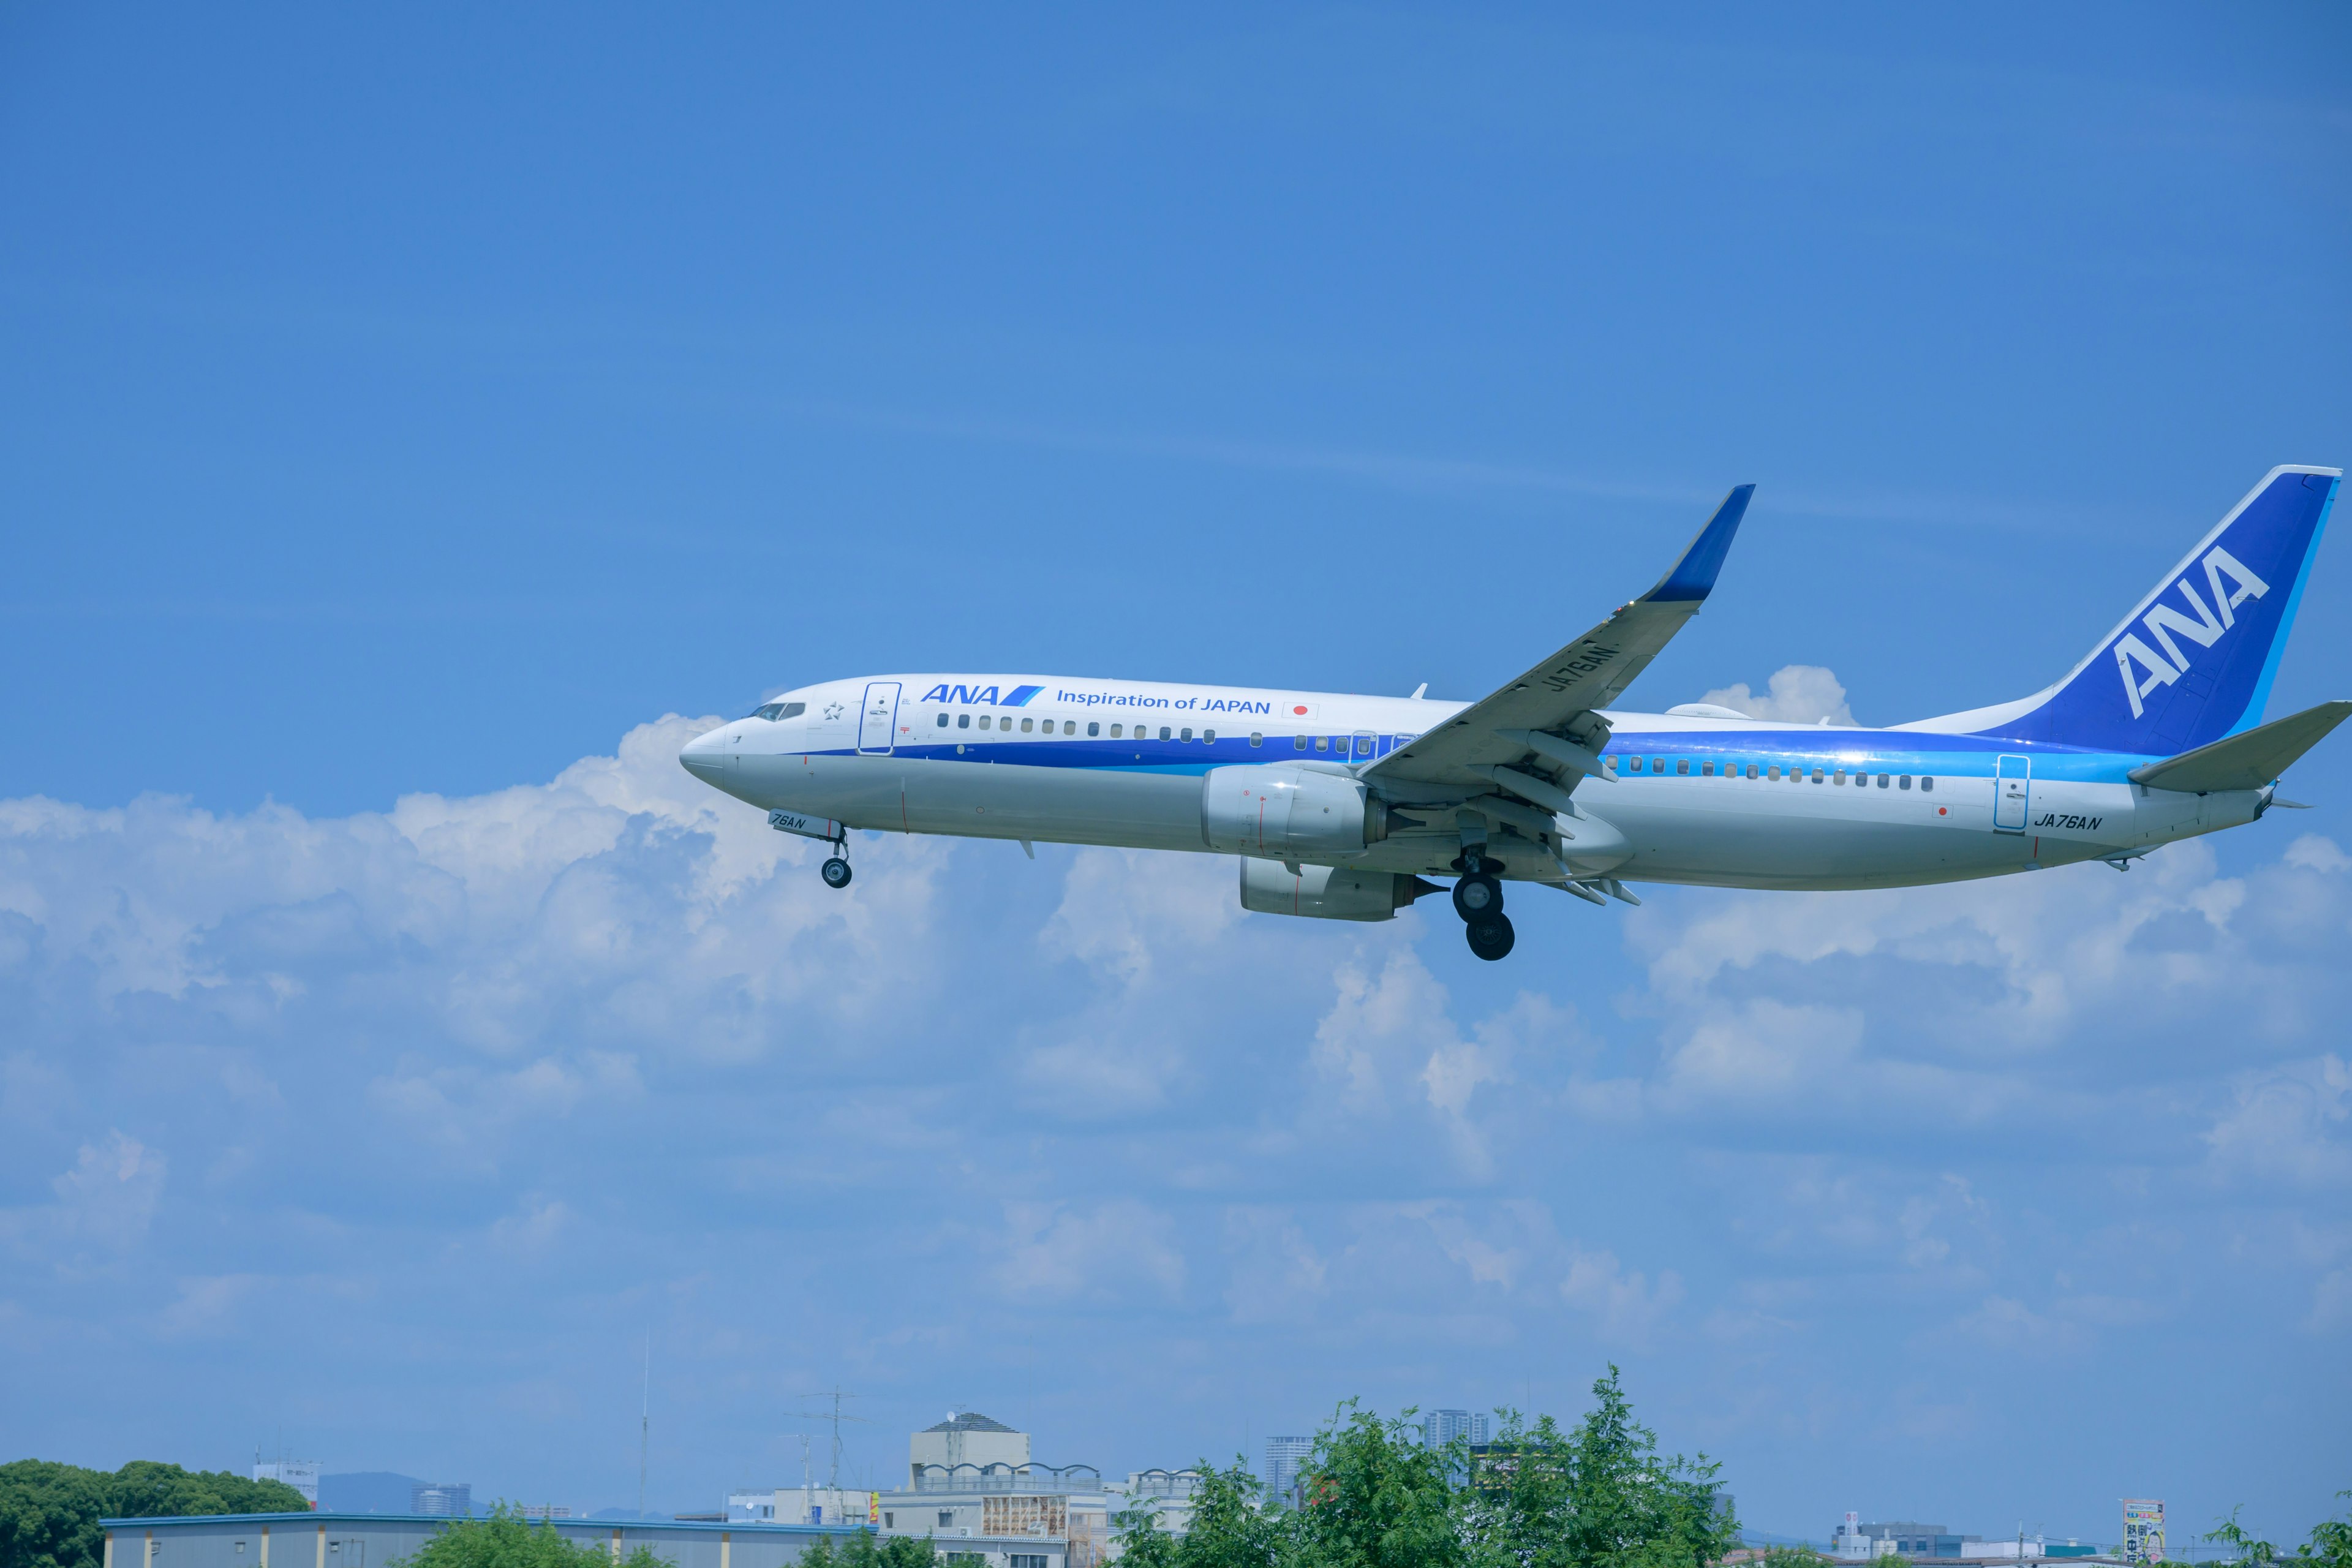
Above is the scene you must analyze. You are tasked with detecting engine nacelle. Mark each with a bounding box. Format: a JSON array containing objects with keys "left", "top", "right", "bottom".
[
  {"left": 1238, "top": 858, "right": 1438, "bottom": 922},
  {"left": 1200, "top": 764, "right": 1389, "bottom": 856}
]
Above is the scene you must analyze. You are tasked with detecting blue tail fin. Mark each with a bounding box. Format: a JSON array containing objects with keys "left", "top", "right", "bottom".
[{"left": 1966, "top": 466, "right": 2340, "bottom": 754}]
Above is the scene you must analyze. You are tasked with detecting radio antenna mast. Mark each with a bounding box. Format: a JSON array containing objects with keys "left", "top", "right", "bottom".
[
  {"left": 638, "top": 1335, "right": 650, "bottom": 1517},
  {"left": 788, "top": 1390, "right": 870, "bottom": 1492}
]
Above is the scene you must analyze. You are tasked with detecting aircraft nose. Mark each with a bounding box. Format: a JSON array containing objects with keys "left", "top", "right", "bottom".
[{"left": 679, "top": 726, "right": 729, "bottom": 778}]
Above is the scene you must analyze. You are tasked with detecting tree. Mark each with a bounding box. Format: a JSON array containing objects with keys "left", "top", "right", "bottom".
[
  {"left": 2209, "top": 1507, "right": 2280, "bottom": 1568},
  {"left": 387, "top": 1507, "right": 666, "bottom": 1568},
  {"left": 1, "top": 1462, "right": 107, "bottom": 1568},
  {"left": 2296, "top": 1493, "right": 2352, "bottom": 1568},
  {"left": 2, "top": 1460, "right": 311, "bottom": 1568},
  {"left": 1161, "top": 1461, "right": 1285, "bottom": 1568},
  {"left": 1286, "top": 1404, "right": 1462, "bottom": 1568},
  {"left": 1459, "top": 1368, "right": 1738, "bottom": 1568}
]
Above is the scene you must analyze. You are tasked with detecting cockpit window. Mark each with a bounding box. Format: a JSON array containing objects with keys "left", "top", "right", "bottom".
[{"left": 748, "top": 701, "right": 806, "bottom": 722}]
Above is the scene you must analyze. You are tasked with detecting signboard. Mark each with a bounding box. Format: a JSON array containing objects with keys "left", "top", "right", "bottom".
[{"left": 2123, "top": 1500, "right": 2165, "bottom": 1564}]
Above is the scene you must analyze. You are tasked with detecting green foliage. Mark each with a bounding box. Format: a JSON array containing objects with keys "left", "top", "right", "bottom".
[
  {"left": 2298, "top": 1493, "right": 2352, "bottom": 1568},
  {"left": 1164, "top": 1461, "right": 1284, "bottom": 1568},
  {"left": 1457, "top": 1368, "right": 1738, "bottom": 1568},
  {"left": 802, "top": 1534, "right": 932, "bottom": 1568},
  {"left": 1104, "top": 1366, "right": 1730, "bottom": 1568},
  {"left": 1, "top": 1460, "right": 312, "bottom": 1568},
  {"left": 1758, "top": 1550, "right": 1836, "bottom": 1568},
  {"left": 1289, "top": 1404, "right": 1464, "bottom": 1568},
  {"left": 2210, "top": 1506, "right": 2282, "bottom": 1568},
  {"left": 389, "top": 1509, "right": 666, "bottom": 1568},
  {"left": 0, "top": 1462, "right": 106, "bottom": 1568}
]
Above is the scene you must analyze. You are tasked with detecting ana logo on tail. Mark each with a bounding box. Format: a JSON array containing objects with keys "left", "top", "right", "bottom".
[{"left": 2113, "top": 546, "right": 2270, "bottom": 719}]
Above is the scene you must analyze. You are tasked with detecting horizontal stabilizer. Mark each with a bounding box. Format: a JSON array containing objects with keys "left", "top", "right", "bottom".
[{"left": 2128, "top": 700, "right": 2352, "bottom": 793}]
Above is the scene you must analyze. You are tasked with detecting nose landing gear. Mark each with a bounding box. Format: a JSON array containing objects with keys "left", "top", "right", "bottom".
[{"left": 1451, "top": 853, "right": 1515, "bottom": 961}]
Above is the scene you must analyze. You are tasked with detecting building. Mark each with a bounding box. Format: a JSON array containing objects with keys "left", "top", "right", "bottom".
[
  {"left": 1420, "top": 1411, "right": 1491, "bottom": 1448},
  {"left": 1830, "top": 1519, "right": 2101, "bottom": 1562},
  {"left": 252, "top": 1462, "right": 319, "bottom": 1510},
  {"left": 408, "top": 1487, "right": 470, "bottom": 1519},
  {"left": 1108, "top": 1472, "right": 1204, "bottom": 1537},
  {"left": 1262, "top": 1438, "right": 1313, "bottom": 1510},
  {"left": 99, "top": 1513, "right": 861, "bottom": 1568},
  {"left": 878, "top": 1411, "right": 1115, "bottom": 1567},
  {"left": 726, "top": 1491, "right": 874, "bottom": 1529},
  {"left": 908, "top": 1411, "right": 1031, "bottom": 1487}
]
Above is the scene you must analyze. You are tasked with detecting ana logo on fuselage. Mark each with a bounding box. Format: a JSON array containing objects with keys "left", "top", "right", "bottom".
[
  {"left": 2112, "top": 546, "right": 2269, "bottom": 719},
  {"left": 918, "top": 682, "right": 1043, "bottom": 707}
]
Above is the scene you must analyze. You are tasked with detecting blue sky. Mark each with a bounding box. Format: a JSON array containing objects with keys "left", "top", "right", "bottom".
[{"left": 4, "top": 1, "right": 2350, "bottom": 1546}]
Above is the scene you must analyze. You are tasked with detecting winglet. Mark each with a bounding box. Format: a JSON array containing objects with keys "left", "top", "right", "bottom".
[{"left": 1641, "top": 484, "right": 1755, "bottom": 603}]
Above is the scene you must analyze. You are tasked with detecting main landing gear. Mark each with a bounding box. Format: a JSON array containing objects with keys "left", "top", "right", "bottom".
[
  {"left": 1452, "top": 854, "right": 1515, "bottom": 962},
  {"left": 821, "top": 854, "right": 853, "bottom": 889}
]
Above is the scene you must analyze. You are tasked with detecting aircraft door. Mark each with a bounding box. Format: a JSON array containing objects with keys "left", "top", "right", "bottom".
[
  {"left": 1994, "top": 754, "right": 2030, "bottom": 833},
  {"left": 858, "top": 682, "right": 902, "bottom": 754}
]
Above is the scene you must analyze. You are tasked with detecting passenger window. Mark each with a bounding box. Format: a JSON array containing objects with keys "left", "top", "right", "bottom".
[
  {"left": 1899, "top": 775, "right": 1912, "bottom": 790},
  {"left": 1834, "top": 769, "right": 1845, "bottom": 784},
  {"left": 1920, "top": 775, "right": 1934, "bottom": 792},
  {"left": 958, "top": 714, "right": 970, "bottom": 729},
  {"left": 1180, "top": 727, "right": 1193, "bottom": 742},
  {"left": 1768, "top": 766, "right": 1781, "bottom": 780},
  {"left": 1064, "top": 721, "right": 1076, "bottom": 735},
  {"left": 1677, "top": 759, "right": 1690, "bottom": 775},
  {"left": 1159, "top": 725, "right": 1172, "bottom": 741},
  {"left": 1087, "top": 722, "right": 1099, "bottom": 737},
  {"left": 1811, "top": 767, "right": 1823, "bottom": 783},
  {"left": 1109, "top": 723, "right": 1123, "bottom": 737},
  {"left": 937, "top": 712, "right": 949, "bottom": 727},
  {"left": 1020, "top": 717, "right": 1034, "bottom": 733},
  {"left": 978, "top": 715, "right": 992, "bottom": 730},
  {"left": 1294, "top": 735, "right": 1308, "bottom": 751},
  {"left": 1702, "top": 761, "right": 1714, "bottom": 776},
  {"left": 1203, "top": 729, "right": 1216, "bottom": 743},
  {"left": 1250, "top": 733, "right": 1264, "bottom": 747},
  {"left": 1877, "top": 772, "right": 1889, "bottom": 787},
  {"left": 1315, "top": 736, "right": 1330, "bottom": 752}
]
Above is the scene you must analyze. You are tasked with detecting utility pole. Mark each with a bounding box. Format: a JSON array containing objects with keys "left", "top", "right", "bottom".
[{"left": 638, "top": 1335, "right": 650, "bottom": 1518}]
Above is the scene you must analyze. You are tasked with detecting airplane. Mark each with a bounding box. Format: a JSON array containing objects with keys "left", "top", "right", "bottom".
[{"left": 680, "top": 465, "right": 2346, "bottom": 962}]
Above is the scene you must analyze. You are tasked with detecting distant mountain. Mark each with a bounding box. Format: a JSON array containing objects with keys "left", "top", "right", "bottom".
[{"left": 318, "top": 1474, "right": 426, "bottom": 1515}]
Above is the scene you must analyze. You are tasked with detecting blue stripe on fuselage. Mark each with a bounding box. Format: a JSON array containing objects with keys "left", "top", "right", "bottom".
[{"left": 804, "top": 726, "right": 2154, "bottom": 782}]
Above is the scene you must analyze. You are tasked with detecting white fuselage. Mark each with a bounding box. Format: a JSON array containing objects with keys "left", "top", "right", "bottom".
[{"left": 679, "top": 673, "right": 2260, "bottom": 891}]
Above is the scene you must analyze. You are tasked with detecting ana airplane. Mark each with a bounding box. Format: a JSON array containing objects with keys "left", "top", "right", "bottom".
[{"left": 682, "top": 466, "right": 2346, "bottom": 961}]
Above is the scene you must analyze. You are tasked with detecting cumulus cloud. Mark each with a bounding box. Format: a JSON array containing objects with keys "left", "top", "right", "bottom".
[
  {"left": 993, "top": 1200, "right": 1186, "bottom": 1304},
  {"left": 1698, "top": 665, "right": 1856, "bottom": 725},
  {"left": 2204, "top": 1055, "right": 2351, "bottom": 1189},
  {"left": 1559, "top": 1247, "right": 1684, "bottom": 1347},
  {"left": 3, "top": 715, "right": 2348, "bottom": 1495},
  {"left": 48, "top": 1131, "right": 168, "bottom": 1250}
]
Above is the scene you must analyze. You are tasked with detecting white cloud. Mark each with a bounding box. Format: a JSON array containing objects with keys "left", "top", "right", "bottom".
[
  {"left": 1699, "top": 665, "right": 1856, "bottom": 725},
  {"left": 50, "top": 1131, "right": 167, "bottom": 1250},
  {"left": 993, "top": 1200, "right": 1186, "bottom": 1304},
  {"left": 2204, "top": 1055, "right": 2352, "bottom": 1189},
  {"left": 1559, "top": 1246, "right": 1684, "bottom": 1346}
]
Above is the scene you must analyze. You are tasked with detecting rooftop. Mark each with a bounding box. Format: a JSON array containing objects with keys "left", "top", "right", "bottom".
[{"left": 921, "top": 1411, "right": 1019, "bottom": 1434}]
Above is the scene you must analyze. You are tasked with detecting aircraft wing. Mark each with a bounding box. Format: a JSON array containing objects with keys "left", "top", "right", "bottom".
[{"left": 1363, "top": 485, "right": 1754, "bottom": 799}]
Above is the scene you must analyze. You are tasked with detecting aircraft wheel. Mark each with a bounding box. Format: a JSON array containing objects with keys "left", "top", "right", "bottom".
[
  {"left": 821, "top": 856, "right": 853, "bottom": 889},
  {"left": 1465, "top": 914, "right": 1515, "bottom": 962},
  {"left": 1452, "top": 873, "right": 1503, "bottom": 922}
]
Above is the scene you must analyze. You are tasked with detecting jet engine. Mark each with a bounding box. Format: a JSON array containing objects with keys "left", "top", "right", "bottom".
[
  {"left": 1200, "top": 764, "right": 1390, "bottom": 856},
  {"left": 1238, "top": 857, "right": 1442, "bottom": 922}
]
